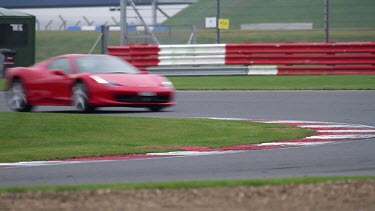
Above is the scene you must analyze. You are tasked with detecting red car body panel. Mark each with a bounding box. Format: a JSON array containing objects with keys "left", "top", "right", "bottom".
[{"left": 5, "top": 54, "right": 175, "bottom": 109}]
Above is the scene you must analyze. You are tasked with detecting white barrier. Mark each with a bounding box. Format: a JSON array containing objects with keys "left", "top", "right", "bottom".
[
  {"left": 159, "top": 55, "right": 226, "bottom": 66},
  {"left": 159, "top": 44, "right": 226, "bottom": 56},
  {"left": 247, "top": 66, "right": 278, "bottom": 75}
]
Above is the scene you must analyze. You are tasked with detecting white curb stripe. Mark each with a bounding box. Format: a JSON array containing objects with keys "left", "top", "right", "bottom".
[
  {"left": 263, "top": 120, "right": 331, "bottom": 124},
  {"left": 247, "top": 65, "right": 278, "bottom": 75},
  {"left": 317, "top": 130, "right": 375, "bottom": 133},
  {"left": 306, "top": 134, "right": 375, "bottom": 139},
  {"left": 0, "top": 161, "right": 84, "bottom": 167},
  {"left": 148, "top": 150, "right": 244, "bottom": 157},
  {"left": 300, "top": 125, "right": 374, "bottom": 128},
  {"left": 258, "top": 142, "right": 331, "bottom": 146}
]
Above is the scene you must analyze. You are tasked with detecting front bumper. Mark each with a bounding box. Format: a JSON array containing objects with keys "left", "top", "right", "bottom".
[{"left": 87, "top": 85, "right": 175, "bottom": 108}]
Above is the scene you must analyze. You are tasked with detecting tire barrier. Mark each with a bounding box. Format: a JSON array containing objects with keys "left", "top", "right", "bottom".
[{"left": 108, "top": 42, "right": 375, "bottom": 75}]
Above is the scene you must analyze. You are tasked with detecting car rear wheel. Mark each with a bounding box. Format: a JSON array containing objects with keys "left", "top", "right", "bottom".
[
  {"left": 7, "top": 80, "right": 33, "bottom": 112},
  {"left": 72, "top": 83, "right": 95, "bottom": 113}
]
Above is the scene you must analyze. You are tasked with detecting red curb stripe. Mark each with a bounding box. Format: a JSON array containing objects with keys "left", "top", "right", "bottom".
[
  {"left": 54, "top": 154, "right": 165, "bottom": 161},
  {"left": 217, "top": 145, "right": 280, "bottom": 151}
]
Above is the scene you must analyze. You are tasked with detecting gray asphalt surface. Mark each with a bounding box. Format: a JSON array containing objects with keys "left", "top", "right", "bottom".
[{"left": 1, "top": 91, "right": 375, "bottom": 187}]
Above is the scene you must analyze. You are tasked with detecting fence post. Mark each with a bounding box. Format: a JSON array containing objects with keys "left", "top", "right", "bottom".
[
  {"left": 324, "top": 0, "right": 330, "bottom": 42},
  {"left": 101, "top": 25, "right": 109, "bottom": 54},
  {"left": 216, "top": 0, "right": 221, "bottom": 44}
]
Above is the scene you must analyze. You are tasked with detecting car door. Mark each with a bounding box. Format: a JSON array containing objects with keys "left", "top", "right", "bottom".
[{"left": 42, "top": 57, "right": 73, "bottom": 104}]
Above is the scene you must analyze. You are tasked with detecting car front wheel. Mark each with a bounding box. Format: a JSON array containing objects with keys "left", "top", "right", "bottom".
[
  {"left": 72, "top": 83, "right": 95, "bottom": 113},
  {"left": 7, "top": 80, "right": 33, "bottom": 112},
  {"left": 148, "top": 106, "right": 164, "bottom": 112}
]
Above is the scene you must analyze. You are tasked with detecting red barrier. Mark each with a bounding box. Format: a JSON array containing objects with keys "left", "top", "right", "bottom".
[
  {"left": 278, "top": 65, "right": 375, "bottom": 75},
  {"left": 226, "top": 42, "right": 375, "bottom": 54},
  {"left": 131, "top": 56, "right": 160, "bottom": 68},
  {"left": 107, "top": 46, "right": 131, "bottom": 56},
  {"left": 107, "top": 46, "right": 132, "bottom": 62},
  {"left": 108, "top": 45, "right": 160, "bottom": 68},
  {"left": 226, "top": 42, "right": 375, "bottom": 74},
  {"left": 226, "top": 54, "right": 375, "bottom": 65},
  {"left": 129, "top": 44, "right": 160, "bottom": 55},
  {"left": 108, "top": 42, "right": 375, "bottom": 75}
]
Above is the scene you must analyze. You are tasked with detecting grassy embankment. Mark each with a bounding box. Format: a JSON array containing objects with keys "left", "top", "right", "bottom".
[
  {"left": 165, "top": 0, "right": 375, "bottom": 30},
  {"left": 0, "top": 112, "right": 314, "bottom": 163},
  {"left": 0, "top": 176, "right": 374, "bottom": 193},
  {"left": 164, "top": 0, "right": 375, "bottom": 43},
  {"left": 33, "top": 30, "right": 375, "bottom": 63},
  {"left": 2, "top": 75, "right": 375, "bottom": 91}
]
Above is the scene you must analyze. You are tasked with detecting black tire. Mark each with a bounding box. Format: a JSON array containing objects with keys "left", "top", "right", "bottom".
[
  {"left": 6, "top": 79, "right": 33, "bottom": 112},
  {"left": 148, "top": 106, "right": 164, "bottom": 112},
  {"left": 72, "top": 82, "right": 95, "bottom": 113}
]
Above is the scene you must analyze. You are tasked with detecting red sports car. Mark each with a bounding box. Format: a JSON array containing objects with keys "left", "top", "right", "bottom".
[{"left": 5, "top": 54, "right": 175, "bottom": 112}]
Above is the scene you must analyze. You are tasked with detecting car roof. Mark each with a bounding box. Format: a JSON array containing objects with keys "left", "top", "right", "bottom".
[
  {"left": 32, "top": 54, "right": 111, "bottom": 68},
  {"left": 56, "top": 54, "right": 108, "bottom": 58}
]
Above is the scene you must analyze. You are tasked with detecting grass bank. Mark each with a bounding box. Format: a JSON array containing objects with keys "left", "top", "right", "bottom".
[
  {"left": 165, "top": 0, "right": 375, "bottom": 30},
  {"left": 34, "top": 30, "right": 375, "bottom": 62},
  {"left": 169, "top": 75, "right": 375, "bottom": 90},
  {"left": 0, "top": 112, "right": 313, "bottom": 163},
  {"left": 0, "top": 176, "right": 374, "bottom": 193},
  {"left": 2, "top": 75, "right": 375, "bottom": 92}
]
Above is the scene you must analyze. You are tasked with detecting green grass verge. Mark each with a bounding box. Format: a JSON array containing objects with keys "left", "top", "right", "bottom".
[
  {"left": 165, "top": 0, "right": 375, "bottom": 30},
  {"left": 196, "top": 29, "right": 375, "bottom": 44},
  {"left": 169, "top": 75, "right": 375, "bottom": 90},
  {"left": 0, "top": 112, "right": 314, "bottom": 163},
  {"left": 0, "top": 176, "right": 374, "bottom": 193},
  {"left": 2, "top": 75, "right": 375, "bottom": 92},
  {"left": 33, "top": 30, "right": 375, "bottom": 63},
  {"left": 0, "top": 79, "right": 4, "bottom": 90}
]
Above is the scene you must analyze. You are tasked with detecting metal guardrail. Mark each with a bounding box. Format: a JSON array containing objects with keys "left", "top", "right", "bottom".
[
  {"left": 147, "top": 65, "right": 281, "bottom": 76},
  {"left": 147, "top": 65, "right": 249, "bottom": 76}
]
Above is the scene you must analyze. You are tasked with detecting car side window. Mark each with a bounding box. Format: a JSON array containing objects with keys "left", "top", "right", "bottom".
[{"left": 48, "top": 58, "right": 71, "bottom": 74}]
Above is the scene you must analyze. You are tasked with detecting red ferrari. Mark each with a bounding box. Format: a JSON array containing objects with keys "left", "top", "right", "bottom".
[{"left": 5, "top": 54, "right": 175, "bottom": 112}]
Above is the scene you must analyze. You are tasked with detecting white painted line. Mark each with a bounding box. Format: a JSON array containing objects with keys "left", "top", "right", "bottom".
[
  {"left": 0, "top": 161, "right": 83, "bottom": 167},
  {"left": 300, "top": 125, "right": 374, "bottom": 128},
  {"left": 263, "top": 120, "right": 332, "bottom": 124},
  {"left": 258, "top": 142, "right": 331, "bottom": 146},
  {"left": 147, "top": 150, "right": 245, "bottom": 156},
  {"left": 306, "top": 134, "right": 375, "bottom": 139},
  {"left": 209, "top": 117, "right": 247, "bottom": 121},
  {"left": 317, "top": 130, "right": 375, "bottom": 133}
]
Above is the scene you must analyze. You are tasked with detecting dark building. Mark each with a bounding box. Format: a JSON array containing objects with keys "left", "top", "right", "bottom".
[{"left": 0, "top": 8, "right": 35, "bottom": 69}]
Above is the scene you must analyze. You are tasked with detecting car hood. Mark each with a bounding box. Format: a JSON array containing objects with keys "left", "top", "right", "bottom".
[{"left": 92, "top": 73, "right": 163, "bottom": 87}]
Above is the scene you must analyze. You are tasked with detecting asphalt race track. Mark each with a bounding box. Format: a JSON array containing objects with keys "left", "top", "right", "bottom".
[{"left": 1, "top": 91, "right": 375, "bottom": 187}]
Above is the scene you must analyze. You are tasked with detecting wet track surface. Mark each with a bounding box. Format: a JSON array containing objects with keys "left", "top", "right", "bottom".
[{"left": 1, "top": 91, "right": 375, "bottom": 186}]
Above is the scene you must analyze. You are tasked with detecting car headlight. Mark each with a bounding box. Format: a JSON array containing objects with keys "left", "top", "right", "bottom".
[
  {"left": 90, "top": 75, "right": 108, "bottom": 84},
  {"left": 90, "top": 76, "right": 120, "bottom": 86},
  {"left": 161, "top": 77, "right": 174, "bottom": 88}
]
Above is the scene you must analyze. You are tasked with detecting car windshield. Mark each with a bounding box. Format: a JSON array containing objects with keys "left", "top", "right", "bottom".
[{"left": 76, "top": 55, "right": 140, "bottom": 74}]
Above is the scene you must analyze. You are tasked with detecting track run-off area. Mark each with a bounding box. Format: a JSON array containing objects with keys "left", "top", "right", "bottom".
[
  {"left": 1, "top": 119, "right": 375, "bottom": 168},
  {"left": 0, "top": 90, "right": 375, "bottom": 186}
]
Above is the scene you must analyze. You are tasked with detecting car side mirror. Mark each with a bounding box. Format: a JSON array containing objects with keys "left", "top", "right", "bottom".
[{"left": 51, "top": 69, "right": 65, "bottom": 76}]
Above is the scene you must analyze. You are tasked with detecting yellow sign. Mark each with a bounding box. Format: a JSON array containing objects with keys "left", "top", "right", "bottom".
[{"left": 218, "top": 19, "right": 230, "bottom": 30}]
